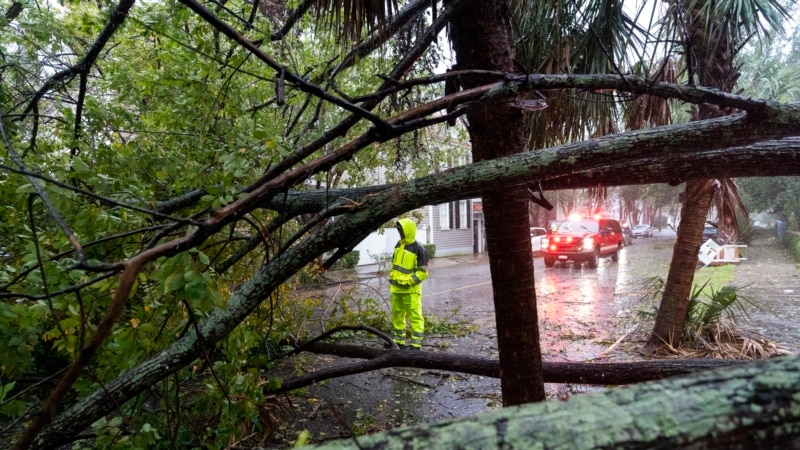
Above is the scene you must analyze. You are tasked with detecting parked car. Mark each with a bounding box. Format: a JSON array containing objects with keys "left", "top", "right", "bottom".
[
  {"left": 541, "top": 216, "right": 624, "bottom": 269},
  {"left": 702, "top": 222, "right": 720, "bottom": 243},
  {"left": 530, "top": 227, "right": 547, "bottom": 253},
  {"left": 632, "top": 224, "right": 653, "bottom": 238}
]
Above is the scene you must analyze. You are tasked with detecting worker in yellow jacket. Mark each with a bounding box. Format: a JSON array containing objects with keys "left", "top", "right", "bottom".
[{"left": 388, "top": 218, "right": 429, "bottom": 349}]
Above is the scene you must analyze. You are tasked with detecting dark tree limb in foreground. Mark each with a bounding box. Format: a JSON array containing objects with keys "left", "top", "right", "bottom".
[
  {"left": 303, "top": 355, "right": 800, "bottom": 449},
  {"left": 268, "top": 340, "right": 750, "bottom": 393}
]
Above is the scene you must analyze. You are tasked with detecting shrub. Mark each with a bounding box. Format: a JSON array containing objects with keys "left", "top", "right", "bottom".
[
  {"left": 791, "top": 234, "right": 800, "bottom": 262},
  {"left": 733, "top": 221, "right": 757, "bottom": 244},
  {"left": 780, "top": 231, "right": 800, "bottom": 263},
  {"left": 423, "top": 244, "right": 436, "bottom": 259},
  {"left": 635, "top": 275, "right": 753, "bottom": 345},
  {"left": 340, "top": 250, "right": 360, "bottom": 268}
]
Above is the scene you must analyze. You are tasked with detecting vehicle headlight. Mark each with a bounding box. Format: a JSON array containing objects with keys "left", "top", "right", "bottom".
[{"left": 583, "top": 237, "right": 594, "bottom": 249}]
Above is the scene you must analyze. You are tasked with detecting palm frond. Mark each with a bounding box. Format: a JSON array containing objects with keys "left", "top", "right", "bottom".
[
  {"left": 313, "top": 0, "right": 397, "bottom": 42},
  {"left": 684, "top": 282, "right": 755, "bottom": 341},
  {"left": 712, "top": 178, "right": 749, "bottom": 241},
  {"left": 510, "top": 0, "right": 641, "bottom": 148},
  {"left": 737, "top": 43, "right": 800, "bottom": 101},
  {"left": 623, "top": 58, "right": 681, "bottom": 130},
  {"left": 694, "top": 0, "right": 790, "bottom": 41}
]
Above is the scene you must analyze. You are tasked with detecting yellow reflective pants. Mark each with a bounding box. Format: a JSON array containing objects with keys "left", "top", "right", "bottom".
[{"left": 390, "top": 292, "right": 424, "bottom": 348}]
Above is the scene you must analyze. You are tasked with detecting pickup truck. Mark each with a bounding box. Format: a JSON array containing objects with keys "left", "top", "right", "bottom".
[{"left": 541, "top": 218, "right": 624, "bottom": 269}]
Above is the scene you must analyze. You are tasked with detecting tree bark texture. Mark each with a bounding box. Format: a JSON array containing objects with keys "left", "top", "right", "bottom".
[
  {"left": 303, "top": 355, "right": 800, "bottom": 450},
  {"left": 265, "top": 139, "right": 800, "bottom": 216},
  {"left": 447, "top": 0, "right": 546, "bottom": 405},
  {"left": 649, "top": 0, "right": 746, "bottom": 349},
  {"left": 649, "top": 179, "right": 716, "bottom": 347},
  {"left": 269, "top": 340, "right": 750, "bottom": 393}
]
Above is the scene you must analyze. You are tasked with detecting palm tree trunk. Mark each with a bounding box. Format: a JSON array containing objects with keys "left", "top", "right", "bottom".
[
  {"left": 648, "top": 179, "right": 716, "bottom": 346},
  {"left": 648, "top": 0, "right": 743, "bottom": 348},
  {"left": 447, "top": 0, "right": 545, "bottom": 405}
]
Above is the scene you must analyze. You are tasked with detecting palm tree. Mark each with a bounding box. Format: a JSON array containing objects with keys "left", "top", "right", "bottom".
[
  {"left": 445, "top": 0, "right": 646, "bottom": 405},
  {"left": 646, "top": 0, "right": 789, "bottom": 348},
  {"left": 513, "top": 0, "right": 640, "bottom": 149}
]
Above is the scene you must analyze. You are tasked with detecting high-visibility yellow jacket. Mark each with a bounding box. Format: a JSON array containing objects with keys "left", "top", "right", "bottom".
[{"left": 389, "top": 218, "right": 429, "bottom": 294}]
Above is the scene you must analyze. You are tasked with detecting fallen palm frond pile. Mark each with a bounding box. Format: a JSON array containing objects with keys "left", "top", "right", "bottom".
[
  {"left": 654, "top": 323, "right": 793, "bottom": 359},
  {"left": 636, "top": 277, "right": 793, "bottom": 360}
]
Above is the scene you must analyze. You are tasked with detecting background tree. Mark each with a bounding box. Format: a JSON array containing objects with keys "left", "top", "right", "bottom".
[
  {"left": 737, "top": 17, "right": 800, "bottom": 229},
  {"left": 645, "top": 0, "right": 790, "bottom": 348}
]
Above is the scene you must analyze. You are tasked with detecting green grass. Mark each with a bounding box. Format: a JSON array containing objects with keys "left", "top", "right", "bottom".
[{"left": 693, "top": 264, "right": 736, "bottom": 292}]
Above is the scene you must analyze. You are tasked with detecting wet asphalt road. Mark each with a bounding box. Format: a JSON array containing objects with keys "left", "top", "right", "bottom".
[
  {"left": 313, "top": 230, "right": 680, "bottom": 431},
  {"left": 407, "top": 229, "right": 678, "bottom": 361},
  {"left": 413, "top": 227, "right": 800, "bottom": 355}
]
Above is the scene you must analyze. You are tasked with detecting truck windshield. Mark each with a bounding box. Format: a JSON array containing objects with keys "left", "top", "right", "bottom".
[{"left": 557, "top": 220, "right": 598, "bottom": 233}]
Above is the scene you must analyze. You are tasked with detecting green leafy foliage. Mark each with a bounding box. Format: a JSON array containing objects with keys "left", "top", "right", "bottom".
[
  {"left": 739, "top": 177, "right": 800, "bottom": 229},
  {"left": 781, "top": 230, "right": 800, "bottom": 263},
  {"left": 684, "top": 283, "right": 753, "bottom": 333},
  {"left": 0, "top": 0, "right": 343, "bottom": 443},
  {"left": 340, "top": 250, "right": 360, "bottom": 268},
  {"left": 425, "top": 304, "right": 477, "bottom": 337},
  {"left": 635, "top": 268, "right": 753, "bottom": 344}
]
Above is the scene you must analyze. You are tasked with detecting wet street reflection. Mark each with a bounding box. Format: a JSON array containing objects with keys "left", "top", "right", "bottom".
[{"left": 535, "top": 254, "right": 621, "bottom": 362}]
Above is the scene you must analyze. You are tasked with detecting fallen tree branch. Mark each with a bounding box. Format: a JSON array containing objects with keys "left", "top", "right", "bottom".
[
  {"left": 266, "top": 340, "right": 750, "bottom": 394},
  {"left": 259, "top": 137, "right": 800, "bottom": 216}
]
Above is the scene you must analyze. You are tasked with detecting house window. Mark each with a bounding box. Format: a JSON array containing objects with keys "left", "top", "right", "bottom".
[
  {"left": 459, "top": 200, "right": 468, "bottom": 229},
  {"left": 439, "top": 201, "right": 471, "bottom": 230},
  {"left": 439, "top": 203, "right": 450, "bottom": 229}
]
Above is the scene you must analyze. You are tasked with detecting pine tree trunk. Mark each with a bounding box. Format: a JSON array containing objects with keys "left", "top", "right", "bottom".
[{"left": 447, "top": 0, "right": 546, "bottom": 405}]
